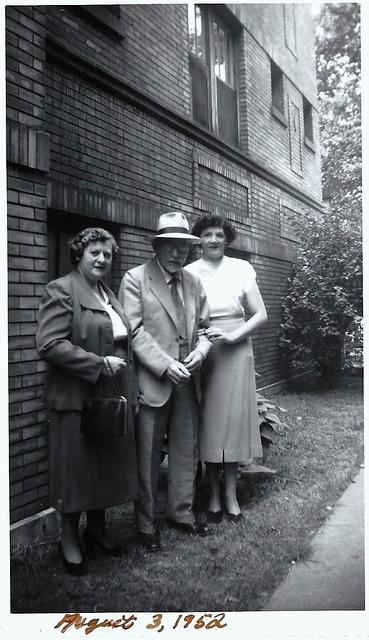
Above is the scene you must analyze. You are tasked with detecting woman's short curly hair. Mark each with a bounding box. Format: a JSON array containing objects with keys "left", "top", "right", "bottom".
[
  {"left": 192, "top": 214, "right": 237, "bottom": 245},
  {"left": 68, "top": 227, "right": 119, "bottom": 266}
]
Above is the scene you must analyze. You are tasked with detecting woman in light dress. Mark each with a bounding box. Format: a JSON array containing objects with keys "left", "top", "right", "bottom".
[{"left": 185, "top": 214, "right": 267, "bottom": 523}]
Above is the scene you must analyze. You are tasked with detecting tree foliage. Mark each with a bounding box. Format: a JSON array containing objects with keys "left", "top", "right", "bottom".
[
  {"left": 279, "top": 4, "right": 362, "bottom": 381},
  {"left": 316, "top": 3, "right": 361, "bottom": 205}
]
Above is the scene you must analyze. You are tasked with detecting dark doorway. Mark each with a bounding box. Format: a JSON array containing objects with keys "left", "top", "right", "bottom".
[{"left": 47, "top": 210, "right": 120, "bottom": 286}]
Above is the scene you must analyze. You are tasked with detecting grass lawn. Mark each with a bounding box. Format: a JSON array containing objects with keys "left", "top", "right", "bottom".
[{"left": 11, "top": 376, "right": 363, "bottom": 613}]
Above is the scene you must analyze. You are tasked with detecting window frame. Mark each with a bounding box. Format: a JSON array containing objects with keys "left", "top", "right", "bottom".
[
  {"left": 270, "top": 59, "right": 287, "bottom": 127},
  {"left": 303, "top": 96, "right": 315, "bottom": 151},
  {"left": 188, "top": 4, "right": 240, "bottom": 146},
  {"left": 283, "top": 4, "right": 297, "bottom": 58}
]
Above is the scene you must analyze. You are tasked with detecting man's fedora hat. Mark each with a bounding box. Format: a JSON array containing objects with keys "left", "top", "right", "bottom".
[{"left": 150, "top": 211, "right": 200, "bottom": 242}]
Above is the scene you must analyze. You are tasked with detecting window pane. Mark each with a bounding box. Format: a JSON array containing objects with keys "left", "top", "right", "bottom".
[
  {"left": 303, "top": 98, "right": 313, "bottom": 142},
  {"left": 188, "top": 4, "right": 196, "bottom": 55},
  {"left": 195, "top": 6, "right": 205, "bottom": 60},
  {"left": 218, "top": 24, "right": 226, "bottom": 82},
  {"left": 188, "top": 4, "right": 205, "bottom": 61},
  {"left": 213, "top": 18, "right": 234, "bottom": 86},
  {"left": 271, "top": 61, "right": 284, "bottom": 114},
  {"left": 226, "top": 35, "right": 234, "bottom": 86},
  {"left": 190, "top": 55, "right": 210, "bottom": 129},
  {"left": 217, "top": 78, "right": 238, "bottom": 146},
  {"left": 284, "top": 4, "right": 297, "bottom": 54},
  {"left": 213, "top": 20, "right": 219, "bottom": 78}
]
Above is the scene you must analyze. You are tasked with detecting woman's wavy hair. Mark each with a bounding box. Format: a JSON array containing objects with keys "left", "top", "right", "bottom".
[
  {"left": 191, "top": 214, "right": 237, "bottom": 245},
  {"left": 69, "top": 227, "right": 119, "bottom": 266}
]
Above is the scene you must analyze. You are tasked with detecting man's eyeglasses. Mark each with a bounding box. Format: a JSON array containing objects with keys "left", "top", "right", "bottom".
[{"left": 159, "top": 241, "right": 190, "bottom": 255}]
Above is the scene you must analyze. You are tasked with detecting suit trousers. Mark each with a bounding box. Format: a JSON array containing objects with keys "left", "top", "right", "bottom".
[{"left": 135, "top": 379, "right": 199, "bottom": 535}]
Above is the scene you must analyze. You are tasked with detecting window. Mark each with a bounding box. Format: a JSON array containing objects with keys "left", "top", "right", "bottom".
[
  {"left": 303, "top": 97, "right": 315, "bottom": 149},
  {"left": 79, "top": 5, "right": 126, "bottom": 39},
  {"left": 270, "top": 60, "right": 287, "bottom": 126},
  {"left": 188, "top": 4, "right": 239, "bottom": 147},
  {"left": 284, "top": 4, "right": 297, "bottom": 56}
]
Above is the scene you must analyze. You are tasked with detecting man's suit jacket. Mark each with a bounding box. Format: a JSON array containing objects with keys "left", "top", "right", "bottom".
[
  {"left": 119, "top": 258, "right": 211, "bottom": 407},
  {"left": 36, "top": 269, "right": 136, "bottom": 413}
]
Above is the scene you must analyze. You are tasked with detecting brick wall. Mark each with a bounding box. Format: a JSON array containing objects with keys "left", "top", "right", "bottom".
[
  {"left": 8, "top": 169, "right": 50, "bottom": 524},
  {"left": 233, "top": 3, "right": 317, "bottom": 104},
  {"left": 7, "top": 6, "right": 50, "bottom": 523},
  {"left": 7, "top": 3, "right": 322, "bottom": 523},
  {"left": 6, "top": 6, "right": 46, "bottom": 128},
  {"left": 45, "top": 63, "right": 194, "bottom": 212},
  {"left": 46, "top": 4, "right": 191, "bottom": 119},
  {"left": 242, "top": 30, "right": 322, "bottom": 201}
]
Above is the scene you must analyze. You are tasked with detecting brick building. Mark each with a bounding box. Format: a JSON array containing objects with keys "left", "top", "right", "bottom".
[{"left": 7, "top": 4, "right": 322, "bottom": 528}]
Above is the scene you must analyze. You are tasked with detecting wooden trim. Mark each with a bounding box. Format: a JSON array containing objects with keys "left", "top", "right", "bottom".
[
  {"left": 7, "top": 119, "right": 50, "bottom": 173},
  {"left": 234, "top": 228, "right": 297, "bottom": 262},
  {"left": 10, "top": 507, "right": 59, "bottom": 556},
  {"left": 47, "top": 179, "right": 160, "bottom": 231},
  {"left": 48, "top": 179, "right": 295, "bottom": 262},
  {"left": 46, "top": 35, "right": 323, "bottom": 214},
  {"left": 257, "top": 369, "right": 316, "bottom": 395}
]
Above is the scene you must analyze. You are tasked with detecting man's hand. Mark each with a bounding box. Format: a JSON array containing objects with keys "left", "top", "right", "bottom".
[
  {"left": 166, "top": 361, "right": 191, "bottom": 384},
  {"left": 183, "top": 349, "right": 204, "bottom": 373}
]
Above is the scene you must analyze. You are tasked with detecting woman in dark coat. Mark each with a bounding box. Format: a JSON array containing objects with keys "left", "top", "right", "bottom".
[{"left": 36, "top": 228, "right": 138, "bottom": 575}]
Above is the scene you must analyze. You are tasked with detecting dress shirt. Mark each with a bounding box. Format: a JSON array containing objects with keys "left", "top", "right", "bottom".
[
  {"left": 94, "top": 286, "right": 127, "bottom": 340},
  {"left": 155, "top": 257, "right": 185, "bottom": 305}
]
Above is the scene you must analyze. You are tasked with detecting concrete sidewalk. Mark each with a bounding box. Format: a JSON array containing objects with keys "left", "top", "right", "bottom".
[{"left": 264, "top": 467, "right": 365, "bottom": 611}]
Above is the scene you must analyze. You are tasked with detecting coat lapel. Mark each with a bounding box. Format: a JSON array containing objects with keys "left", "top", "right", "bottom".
[
  {"left": 70, "top": 270, "right": 103, "bottom": 310},
  {"left": 147, "top": 259, "right": 178, "bottom": 330},
  {"left": 71, "top": 270, "right": 131, "bottom": 335}
]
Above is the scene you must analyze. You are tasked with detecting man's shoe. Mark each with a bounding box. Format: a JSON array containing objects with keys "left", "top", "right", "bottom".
[
  {"left": 166, "top": 518, "right": 211, "bottom": 537},
  {"left": 137, "top": 531, "right": 162, "bottom": 553}
]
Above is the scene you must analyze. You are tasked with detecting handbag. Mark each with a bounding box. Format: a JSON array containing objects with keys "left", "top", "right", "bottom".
[{"left": 80, "top": 358, "right": 127, "bottom": 440}]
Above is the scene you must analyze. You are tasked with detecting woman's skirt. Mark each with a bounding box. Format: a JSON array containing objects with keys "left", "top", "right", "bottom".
[
  {"left": 48, "top": 343, "right": 138, "bottom": 513},
  {"left": 199, "top": 316, "right": 262, "bottom": 463}
]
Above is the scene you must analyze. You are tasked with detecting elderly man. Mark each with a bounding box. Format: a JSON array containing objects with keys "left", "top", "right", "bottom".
[{"left": 119, "top": 211, "right": 212, "bottom": 551}]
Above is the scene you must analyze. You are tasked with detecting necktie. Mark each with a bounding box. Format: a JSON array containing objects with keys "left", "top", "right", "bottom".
[{"left": 170, "top": 276, "right": 187, "bottom": 339}]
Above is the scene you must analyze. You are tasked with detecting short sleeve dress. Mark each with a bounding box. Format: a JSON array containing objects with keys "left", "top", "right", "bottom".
[{"left": 185, "top": 256, "right": 263, "bottom": 463}]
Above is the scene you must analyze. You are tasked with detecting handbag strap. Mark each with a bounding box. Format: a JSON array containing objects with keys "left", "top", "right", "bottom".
[{"left": 104, "top": 357, "right": 121, "bottom": 396}]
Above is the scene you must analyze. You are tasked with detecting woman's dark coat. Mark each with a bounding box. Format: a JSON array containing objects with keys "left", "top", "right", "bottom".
[{"left": 36, "top": 269, "right": 138, "bottom": 513}]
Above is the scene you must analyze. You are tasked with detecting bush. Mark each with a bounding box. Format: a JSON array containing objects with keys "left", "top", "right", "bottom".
[{"left": 279, "top": 207, "right": 362, "bottom": 383}]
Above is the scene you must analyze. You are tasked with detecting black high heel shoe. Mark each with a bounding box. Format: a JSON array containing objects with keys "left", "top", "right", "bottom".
[
  {"left": 224, "top": 508, "right": 244, "bottom": 523},
  {"left": 58, "top": 542, "right": 89, "bottom": 576},
  {"left": 207, "top": 509, "right": 223, "bottom": 524},
  {"left": 83, "top": 528, "right": 126, "bottom": 557}
]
